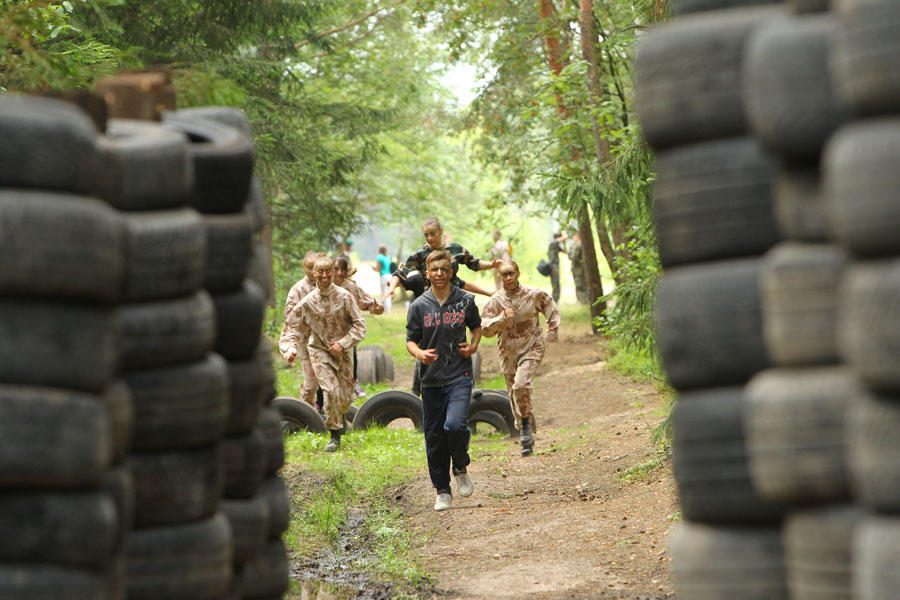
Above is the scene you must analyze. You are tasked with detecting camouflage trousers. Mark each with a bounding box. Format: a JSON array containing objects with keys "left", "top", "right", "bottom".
[
  {"left": 309, "top": 347, "right": 355, "bottom": 431},
  {"left": 299, "top": 347, "right": 319, "bottom": 407},
  {"left": 503, "top": 357, "right": 541, "bottom": 431}
]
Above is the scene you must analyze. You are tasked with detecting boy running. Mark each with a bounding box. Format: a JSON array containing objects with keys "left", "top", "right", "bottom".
[{"left": 279, "top": 251, "right": 323, "bottom": 407}]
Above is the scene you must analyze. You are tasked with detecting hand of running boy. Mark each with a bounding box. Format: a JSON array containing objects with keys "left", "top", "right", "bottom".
[
  {"left": 458, "top": 342, "right": 478, "bottom": 358},
  {"left": 328, "top": 342, "right": 343, "bottom": 357},
  {"left": 418, "top": 348, "right": 439, "bottom": 364}
]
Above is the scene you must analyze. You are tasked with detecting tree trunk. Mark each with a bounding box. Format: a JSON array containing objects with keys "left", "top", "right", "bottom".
[{"left": 539, "top": 0, "right": 605, "bottom": 331}]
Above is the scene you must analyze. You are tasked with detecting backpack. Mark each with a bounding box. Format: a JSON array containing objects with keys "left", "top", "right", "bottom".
[{"left": 536, "top": 259, "right": 552, "bottom": 277}]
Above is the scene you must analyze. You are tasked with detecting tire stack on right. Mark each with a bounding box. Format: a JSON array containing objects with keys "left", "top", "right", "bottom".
[
  {"left": 826, "top": 1, "right": 900, "bottom": 597},
  {"left": 357, "top": 345, "right": 394, "bottom": 384},
  {"left": 98, "top": 118, "right": 235, "bottom": 600},
  {"left": 163, "top": 109, "right": 289, "bottom": 600},
  {"left": 635, "top": 3, "right": 790, "bottom": 597},
  {"left": 741, "top": 4, "right": 862, "bottom": 598},
  {"left": 0, "top": 95, "right": 127, "bottom": 599}
]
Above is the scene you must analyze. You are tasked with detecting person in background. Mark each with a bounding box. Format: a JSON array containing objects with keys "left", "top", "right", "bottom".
[
  {"left": 334, "top": 256, "right": 384, "bottom": 397},
  {"left": 547, "top": 231, "right": 567, "bottom": 303},
  {"left": 283, "top": 256, "right": 366, "bottom": 452},
  {"left": 406, "top": 250, "right": 482, "bottom": 511},
  {"left": 279, "top": 250, "right": 324, "bottom": 408},
  {"left": 375, "top": 244, "right": 393, "bottom": 313},
  {"left": 569, "top": 231, "right": 588, "bottom": 304},
  {"left": 489, "top": 229, "right": 511, "bottom": 291},
  {"left": 481, "top": 260, "right": 560, "bottom": 456}
]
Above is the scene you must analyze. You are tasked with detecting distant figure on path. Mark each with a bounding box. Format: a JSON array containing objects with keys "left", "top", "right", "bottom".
[
  {"left": 490, "top": 229, "right": 511, "bottom": 290},
  {"left": 375, "top": 244, "right": 393, "bottom": 313},
  {"left": 406, "top": 250, "right": 482, "bottom": 511},
  {"left": 569, "top": 231, "right": 588, "bottom": 304},
  {"left": 547, "top": 231, "right": 567, "bottom": 303},
  {"left": 481, "top": 260, "right": 560, "bottom": 456},
  {"left": 283, "top": 256, "right": 366, "bottom": 452}
]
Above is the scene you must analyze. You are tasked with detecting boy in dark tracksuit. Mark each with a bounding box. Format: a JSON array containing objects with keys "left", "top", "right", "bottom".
[{"left": 406, "top": 250, "right": 482, "bottom": 511}]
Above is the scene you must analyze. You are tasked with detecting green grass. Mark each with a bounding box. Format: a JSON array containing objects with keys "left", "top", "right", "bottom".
[
  {"left": 619, "top": 453, "right": 667, "bottom": 483},
  {"left": 283, "top": 426, "right": 429, "bottom": 585}
]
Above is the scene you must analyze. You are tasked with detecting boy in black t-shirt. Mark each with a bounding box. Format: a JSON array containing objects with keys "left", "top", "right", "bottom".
[{"left": 406, "top": 250, "right": 482, "bottom": 511}]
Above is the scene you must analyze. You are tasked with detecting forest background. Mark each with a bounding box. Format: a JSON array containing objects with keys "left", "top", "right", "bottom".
[{"left": 1, "top": 0, "right": 666, "bottom": 379}]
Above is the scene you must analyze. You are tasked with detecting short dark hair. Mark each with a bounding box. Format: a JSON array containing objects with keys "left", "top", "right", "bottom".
[
  {"left": 553, "top": 232, "right": 563, "bottom": 240},
  {"left": 425, "top": 249, "right": 452, "bottom": 268},
  {"left": 334, "top": 256, "right": 350, "bottom": 272}
]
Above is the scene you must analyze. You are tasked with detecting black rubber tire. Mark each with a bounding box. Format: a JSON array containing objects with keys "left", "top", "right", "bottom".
[
  {"left": 357, "top": 347, "right": 379, "bottom": 385},
  {"left": 95, "top": 119, "right": 192, "bottom": 210},
  {"left": 744, "top": 367, "right": 855, "bottom": 503},
  {"left": 0, "top": 191, "right": 124, "bottom": 302},
  {"left": 785, "top": 505, "right": 862, "bottom": 600},
  {"left": 246, "top": 238, "right": 275, "bottom": 305},
  {"left": 203, "top": 212, "right": 253, "bottom": 294},
  {"left": 222, "top": 429, "right": 267, "bottom": 499},
  {"left": 468, "top": 410, "right": 511, "bottom": 437},
  {"left": 0, "top": 563, "right": 113, "bottom": 600},
  {"left": 634, "top": 6, "right": 781, "bottom": 149},
  {"left": 656, "top": 259, "right": 770, "bottom": 391},
  {"left": 123, "top": 208, "right": 206, "bottom": 301},
  {"left": 125, "top": 513, "right": 233, "bottom": 600},
  {"left": 221, "top": 496, "right": 269, "bottom": 564},
  {"left": 671, "top": 522, "right": 787, "bottom": 599},
  {"left": 760, "top": 243, "right": 847, "bottom": 366},
  {"left": 384, "top": 353, "right": 395, "bottom": 382},
  {"left": 272, "top": 396, "right": 328, "bottom": 434},
  {"left": 673, "top": 387, "right": 785, "bottom": 524},
  {"left": 0, "top": 489, "right": 117, "bottom": 568},
  {"left": 162, "top": 114, "right": 254, "bottom": 214},
  {"left": 0, "top": 94, "right": 98, "bottom": 193},
  {"left": 847, "top": 389, "right": 900, "bottom": 511},
  {"left": 105, "top": 381, "right": 134, "bottom": 464},
  {"left": 838, "top": 259, "right": 900, "bottom": 392},
  {"left": 352, "top": 390, "right": 423, "bottom": 431},
  {"left": 653, "top": 137, "right": 780, "bottom": 267},
  {"left": 212, "top": 280, "right": 266, "bottom": 360},
  {"left": 117, "top": 291, "right": 216, "bottom": 370},
  {"left": 173, "top": 107, "right": 252, "bottom": 139},
  {"left": 744, "top": 14, "right": 848, "bottom": 159},
  {"left": 258, "top": 476, "right": 290, "bottom": 539},
  {"left": 125, "top": 354, "right": 229, "bottom": 451},
  {"left": 129, "top": 445, "right": 224, "bottom": 528},
  {"left": 240, "top": 539, "right": 289, "bottom": 599},
  {"left": 0, "top": 300, "right": 116, "bottom": 393},
  {"left": 105, "top": 466, "right": 135, "bottom": 550},
  {"left": 257, "top": 408, "right": 285, "bottom": 475},
  {"left": 824, "top": 119, "right": 900, "bottom": 256},
  {"left": 0, "top": 384, "right": 110, "bottom": 488},
  {"left": 227, "top": 339, "right": 274, "bottom": 436},
  {"left": 774, "top": 163, "right": 830, "bottom": 242},
  {"left": 855, "top": 514, "right": 900, "bottom": 600},
  {"left": 672, "top": 0, "right": 781, "bottom": 15},
  {"left": 470, "top": 389, "right": 517, "bottom": 436},
  {"left": 830, "top": 0, "right": 900, "bottom": 116}
]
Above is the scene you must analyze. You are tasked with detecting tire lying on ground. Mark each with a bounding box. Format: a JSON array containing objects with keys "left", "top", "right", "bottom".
[
  {"left": 671, "top": 522, "right": 788, "bottom": 599},
  {"left": 653, "top": 137, "right": 779, "bottom": 267},
  {"left": 785, "top": 505, "right": 861, "bottom": 600},
  {"left": 272, "top": 396, "right": 328, "bottom": 434},
  {"left": 352, "top": 390, "right": 423, "bottom": 431},
  {"left": 95, "top": 119, "right": 193, "bottom": 211},
  {"left": 0, "top": 191, "right": 124, "bottom": 302},
  {"left": 0, "top": 95, "right": 98, "bottom": 193},
  {"left": 356, "top": 347, "right": 380, "bottom": 385},
  {"left": 470, "top": 389, "right": 517, "bottom": 436},
  {"left": 634, "top": 6, "right": 781, "bottom": 149},
  {"left": 656, "top": 258, "right": 770, "bottom": 391},
  {"left": 468, "top": 410, "right": 511, "bottom": 437}
]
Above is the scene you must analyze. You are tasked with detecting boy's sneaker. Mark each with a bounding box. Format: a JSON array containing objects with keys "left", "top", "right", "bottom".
[
  {"left": 324, "top": 438, "right": 340, "bottom": 452},
  {"left": 354, "top": 382, "right": 366, "bottom": 398},
  {"left": 434, "top": 492, "right": 452, "bottom": 512},
  {"left": 454, "top": 468, "right": 473, "bottom": 498}
]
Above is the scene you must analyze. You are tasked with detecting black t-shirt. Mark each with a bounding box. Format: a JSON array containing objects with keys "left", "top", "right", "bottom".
[{"left": 406, "top": 287, "right": 481, "bottom": 387}]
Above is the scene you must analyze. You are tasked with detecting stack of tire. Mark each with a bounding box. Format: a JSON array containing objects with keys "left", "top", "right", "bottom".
[
  {"left": 0, "top": 95, "right": 130, "bottom": 598},
  {"left": 635, "top": 3, "right": 790, "bottom": 597},
  {"left": 97, "top": 113, "right": 235, "bottom": 598},
  {"left": 356, "top": 345, "right": 395, "bottom": 384},
  {"left": 826, "top": 1, "right": 900, "bottom": 597},
  {"left": 162, "top": 108, "right": 289, "bottom": 600}
]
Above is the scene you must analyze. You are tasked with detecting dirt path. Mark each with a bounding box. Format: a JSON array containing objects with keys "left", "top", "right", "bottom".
[{"left": 400, "top": 318, "right": 677, "bottom": 599}]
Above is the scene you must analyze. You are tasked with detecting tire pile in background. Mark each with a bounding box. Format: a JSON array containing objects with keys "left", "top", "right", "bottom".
[
  {"left": 637, "top": 0, "right": 899, "bottom": 597},
  {"left": 0, "top": 94, "right": 289, "bottom": 599}
]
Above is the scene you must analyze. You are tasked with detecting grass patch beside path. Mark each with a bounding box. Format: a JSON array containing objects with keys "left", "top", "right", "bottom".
[{"left": 283, "top": 427, "right": 429, "bottom": 586}]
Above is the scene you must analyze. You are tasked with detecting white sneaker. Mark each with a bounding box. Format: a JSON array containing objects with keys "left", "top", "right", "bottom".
[
  {"left": 455, "top": 471, "right": 473, "bottom": 498},
  {"left": 434, "top": 492, "right": 452, "bottom": 512}
]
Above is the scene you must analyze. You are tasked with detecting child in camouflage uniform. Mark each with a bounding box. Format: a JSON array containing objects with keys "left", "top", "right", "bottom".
[
  {"left": 282, "top": 256, "right": 366, "bottom": 452},
  {"left": 481, "top": 260, "right": 560, "bottom": 456},
  {"left": 279, "top": 251, "right": 324, "bottom": 407}
]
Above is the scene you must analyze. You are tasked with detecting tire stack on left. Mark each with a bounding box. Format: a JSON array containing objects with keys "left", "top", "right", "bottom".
[
  {"left": 0, "top": 95, "right": 128, "bottom": 598},
  {"left": 163, "top": 108, "right": 289, "bottom": 600},
  {"left": 97, "top": 115, "right": 234, "bottom": 599}
]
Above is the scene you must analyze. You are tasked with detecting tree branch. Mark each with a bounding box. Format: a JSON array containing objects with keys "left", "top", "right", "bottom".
[{"left": 296, "top": 0, "right": 406, "bottom": 49}]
